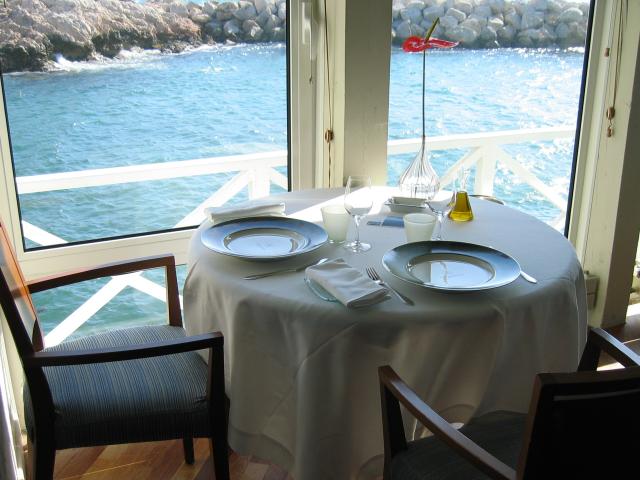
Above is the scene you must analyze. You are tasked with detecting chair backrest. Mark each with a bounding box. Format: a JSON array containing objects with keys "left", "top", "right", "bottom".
[
  {"left": 0, "top": 221, "right": 43, "bottom": 359},
  {"left": 518, "top": 365, "right": 640, "bottom": 478}
]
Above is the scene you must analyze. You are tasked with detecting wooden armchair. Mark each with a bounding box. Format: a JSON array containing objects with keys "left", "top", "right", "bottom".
[
  {"left": 379, "top": 328, "right": 640, "bottom": 479},
  {"left": 0, "top": 222, "right": 229, "bottom": 480}
]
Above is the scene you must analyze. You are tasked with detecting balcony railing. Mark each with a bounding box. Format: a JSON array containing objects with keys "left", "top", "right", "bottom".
[{"left": 19, "top": 126, "right": 574, "bottom": 346}]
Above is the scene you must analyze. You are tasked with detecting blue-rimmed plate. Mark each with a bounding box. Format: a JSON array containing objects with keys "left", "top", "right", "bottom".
[
  {"left": 382, "top": 241, "right": 520, "bottom": 291},
  {"left": 202, "top": 216, "right": 328, "bottom": 261}
]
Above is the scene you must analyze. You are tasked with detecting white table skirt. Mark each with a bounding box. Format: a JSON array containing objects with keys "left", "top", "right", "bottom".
[{"left": 184, "top": 187, "right": 587, "bottom": 480}]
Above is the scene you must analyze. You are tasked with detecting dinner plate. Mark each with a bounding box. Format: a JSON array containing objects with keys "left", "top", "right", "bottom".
[
  {"left": 202, "top": 216, "right": 328, "bottom": 261},
  {"left": 382, "top": 241, "right": 521, "bottom": 291}
]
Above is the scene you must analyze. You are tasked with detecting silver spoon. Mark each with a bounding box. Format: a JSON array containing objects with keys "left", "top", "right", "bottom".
[{"left": 520, "top": 271, "right": 538, "bottom": 284}]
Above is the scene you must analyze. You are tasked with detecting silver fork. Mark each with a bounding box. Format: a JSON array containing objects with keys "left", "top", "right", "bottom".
[{"left": 366, "top": 267, "right": 414, "bottom": 306}]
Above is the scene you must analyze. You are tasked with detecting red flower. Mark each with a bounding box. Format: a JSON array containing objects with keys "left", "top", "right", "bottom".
[{"left": 402, "top": 36, "right": 458, "bottom": 52}]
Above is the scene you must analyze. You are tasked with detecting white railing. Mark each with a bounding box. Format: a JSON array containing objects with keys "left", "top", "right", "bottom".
[
  {"left": 388, "top": 125, "right": 575, "bottom": 227},
  {"left": 19, "top": 126, "right": 574, "bottom": 345}
]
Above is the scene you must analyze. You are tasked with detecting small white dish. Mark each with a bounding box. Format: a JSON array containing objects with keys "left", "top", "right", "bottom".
[
  {"left": 384, "top": 197, "right": 428, "bottom": 214},
  {"left": 391, "top": 196, "right": 427, "bottom": 207}
]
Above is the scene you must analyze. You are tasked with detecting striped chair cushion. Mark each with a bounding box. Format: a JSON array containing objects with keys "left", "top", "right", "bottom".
[
  {"left": 25, "top": 325, "right": 211, "bottom": 449},
  {"left": 390, "top": 411, "right": 526, "bottom": 480}
]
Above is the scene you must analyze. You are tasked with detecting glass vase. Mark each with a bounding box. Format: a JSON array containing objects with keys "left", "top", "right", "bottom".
[{"left": 398, "top": 136, "right": 440, "bottom": 200}]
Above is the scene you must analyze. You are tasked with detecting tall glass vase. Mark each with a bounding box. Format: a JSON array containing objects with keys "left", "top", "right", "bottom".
[{"left": 398, "top": 136, "right": 440, "bottom": 200}]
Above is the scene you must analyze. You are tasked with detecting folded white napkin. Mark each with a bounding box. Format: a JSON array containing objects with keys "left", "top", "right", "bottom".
[
  {"left": 306, "top": 259, "right": 389, "bottom": 308},
  {"left": 205, "top": 200, "right": 286, "bottom": 225}
]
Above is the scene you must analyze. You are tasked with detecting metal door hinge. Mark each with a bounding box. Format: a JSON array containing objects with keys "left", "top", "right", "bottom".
[{"left": 584, "top": 271, "right": 599, "bottom": 309}]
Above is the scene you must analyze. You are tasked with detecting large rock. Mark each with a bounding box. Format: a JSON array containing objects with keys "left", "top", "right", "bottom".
[
  {"left": 479, "top": 25, "right": 497, "bottom": 42},
  {"left": 423, "top": 5, "right": 445, "bottom": 23},
  {"left": 446, "top": 7, "right": 467, "bottom": 23},
  {"left": 521, "top": 10, "right": 544, "bottom": 29},
  {"left": 474, "top": 5, "right": 493, "bottom": 19},
  {"left": 453, "top": 0, "right": 473, "bottom": 15},
  {"left": 497, "top": 24, "right": 516, "bottom": 43},
  {"left": 461, "top": 17, "right": 483, "bottom": 35},
  {"left": 439, "top": 14, "right": 459, "bottom": 30},
  {"left": 277, "top": 2, "right": 286, "bottom": 21},
  {"left": 447, "top": 24, "right": 478, "bottom": 45},
  {"left": 254, "top": 0, "right": 274, "bottom": 15},
  {"left": 262, "top": 14, "right": 280, "bottom": 33},
  {"left": 488, "top": 0, "right": 505, "bottom": 14},
  {"left": 504, "top": 11, "right": 521, "bottom": 29},
  {"left": 270, "top": 26, "right": 285, "bottom": 41},
  {"left": 487, "top": 16, "right": 504, "bottom": 30},
  {"left": 558, "top": 7, "right": 583, "bottom": 24},
  {"left": 202, "top": 2, "right": 217, "bottom": 16},
  {"left": 223, "top": 18, "right": 242, "bottom": 39},
  {"left": 216, "top": 2, "right": 238, "bottom": 21},
  {"left": 234, "top": 1, "right": 257, "bottom": 22},
  {"left": 547, "top": 0, "right": 565, "bottom": 13},
  {"left": 243, "top": 19, "right": 263, "bottom": 41},
  {"left": 401, "top": 4, "right": 424, "bottom": 23},
  {"left": 204, "top": 19, "right": 224, "bottom": 40}
]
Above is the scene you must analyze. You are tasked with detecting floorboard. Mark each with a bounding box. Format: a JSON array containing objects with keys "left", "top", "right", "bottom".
[{"left": 34, "top": 310, "right": 640, "bottom": 480}]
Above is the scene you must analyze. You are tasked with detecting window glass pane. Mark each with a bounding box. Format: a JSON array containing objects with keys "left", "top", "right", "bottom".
[
  {"left": 388, "top": 0, "right": 590, "bottom": 230},
  {"left": 31, "top": 265, "right": 188, "bottom": 345},
  {"left": 1, "top": 0, "right": 288, "bottom": 249}
]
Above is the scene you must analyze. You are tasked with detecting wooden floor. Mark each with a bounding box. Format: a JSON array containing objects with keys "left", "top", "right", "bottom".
[
  {"left": 34, "top": 311, "right": 640, "bottom": 480},
  {"left": 50, "top": 439, "right": 291, "bottom": 480}
]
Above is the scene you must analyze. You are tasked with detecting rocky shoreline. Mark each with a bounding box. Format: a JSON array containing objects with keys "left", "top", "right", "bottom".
[{"left": 0, "top": 0, "right": 589, "bottom": 73}]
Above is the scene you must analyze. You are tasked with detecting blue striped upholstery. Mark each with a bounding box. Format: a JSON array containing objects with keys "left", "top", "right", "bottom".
[
  {"left": 390, "top": 411, "right": 526, "bottom": 480},
  {"left": 25, "top": 326, "right": 210, "bottom": 449}
]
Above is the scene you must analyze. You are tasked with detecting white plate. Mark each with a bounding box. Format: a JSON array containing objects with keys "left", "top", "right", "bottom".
[
  {"left": 382, "top": 241, "right": 521, "bottom": 291},
  {"left": 202, "top": 216, "right": 328, "bottom": 261}
]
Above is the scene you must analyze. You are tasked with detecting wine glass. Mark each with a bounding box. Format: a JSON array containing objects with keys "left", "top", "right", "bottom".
[
  {"left": 343, "top": 175, "right": 373, "bottom": 252},
  {"left": 426, "top": 187, "right": 456, "bottom": 241}
]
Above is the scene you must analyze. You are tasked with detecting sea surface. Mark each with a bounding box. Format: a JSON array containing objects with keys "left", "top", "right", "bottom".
[{"left": 1, "top": 44, "right": 585, "bottom": 338}]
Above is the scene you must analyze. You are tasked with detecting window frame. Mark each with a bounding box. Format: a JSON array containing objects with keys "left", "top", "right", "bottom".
[{"left": 0, "top": 0, "right": 317, "bottom": 279}]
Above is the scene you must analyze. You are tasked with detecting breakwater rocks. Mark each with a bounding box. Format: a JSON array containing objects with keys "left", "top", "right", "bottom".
[
  {"left": 0, "top": 0, "right": 588, "bottom": 73},
  {"left": 393, "top": 0, "right": 588, "bottom": 49}
]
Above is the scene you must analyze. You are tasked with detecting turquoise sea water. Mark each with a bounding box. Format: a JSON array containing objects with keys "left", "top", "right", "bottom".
[{"left": 1, "top": 44, "right": 584, "bottom": 338}]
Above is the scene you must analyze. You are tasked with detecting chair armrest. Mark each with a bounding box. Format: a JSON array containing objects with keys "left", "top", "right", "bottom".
[
  {"left": 24, "top": 332, "right": 221, "bottom": 367},
  {"left": 27, "top": 254, "right": 183, "bottom": 327},
  {"left": 578, "top": 327, "right": 640, "bottom": 371},
  {"left": 379, "top": 366, "right": 516, "bottom": 480},
  {"left": 28, "top": 254, "right": 177, "bottom": 291}
]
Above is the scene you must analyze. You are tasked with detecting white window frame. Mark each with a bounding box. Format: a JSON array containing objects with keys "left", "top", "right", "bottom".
[
  {"left": 0, "top": 0, "right": 317, "bottom": 279},
  {"left": 569, "top": 0, "right": 640, "bottom": 327}
]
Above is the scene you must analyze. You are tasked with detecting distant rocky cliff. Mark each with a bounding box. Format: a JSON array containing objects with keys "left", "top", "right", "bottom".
[{"left": 0, "top": 0, "right": 589, "bottom": 73}]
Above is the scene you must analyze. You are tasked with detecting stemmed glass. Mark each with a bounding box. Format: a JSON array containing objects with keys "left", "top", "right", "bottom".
[
  {"left": 343, "top": 175, "right": 373, "bottom": 252},
  {"left": 426, "top": 187, "right": 456, "bottom": 241}
]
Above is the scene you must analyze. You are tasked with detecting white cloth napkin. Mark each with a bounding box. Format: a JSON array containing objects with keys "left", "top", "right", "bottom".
[
  {"left": 205, "top": 200, "right": 286, "bottom": 225},
  {"left": 306, "top": 259, "right": 389, "bottom": 308}
]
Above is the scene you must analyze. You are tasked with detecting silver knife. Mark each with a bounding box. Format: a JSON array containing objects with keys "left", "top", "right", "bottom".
[{"left": 243, "top": 258, "right": 329, "bottom": 280}]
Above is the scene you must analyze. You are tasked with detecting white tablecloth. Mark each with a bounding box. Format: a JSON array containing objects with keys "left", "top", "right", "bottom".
[{"left": 184, "top": 187, "right": 587, "bottom": 480}]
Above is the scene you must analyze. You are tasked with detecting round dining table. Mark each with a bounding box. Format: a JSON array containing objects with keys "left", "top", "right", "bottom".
[{"left": 184, "top": 187, "right": 587, "bottom": 480}]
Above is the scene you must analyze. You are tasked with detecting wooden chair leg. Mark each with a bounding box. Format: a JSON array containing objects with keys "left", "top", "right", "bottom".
[
  {"left": 31, "top": 435, "right": 55, "bottom": 480},
  {"left": 183, "top": 437, "right": 195, "bottom": 465},
  {"left": 209, "top": 437, "right": 230, "bottom": 480}
]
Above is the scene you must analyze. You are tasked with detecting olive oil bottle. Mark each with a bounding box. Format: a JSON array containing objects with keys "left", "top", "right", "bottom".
[{"left": 449, "top": 169, "right": 474, "bottom": 222}]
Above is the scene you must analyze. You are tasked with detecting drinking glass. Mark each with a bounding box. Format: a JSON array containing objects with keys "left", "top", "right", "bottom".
[
  {"left": 343, "top": 175, "right": 373, "bottom": 252},
  {"left": 426, "top": 188, "right": 456, "bottom": 240}
]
